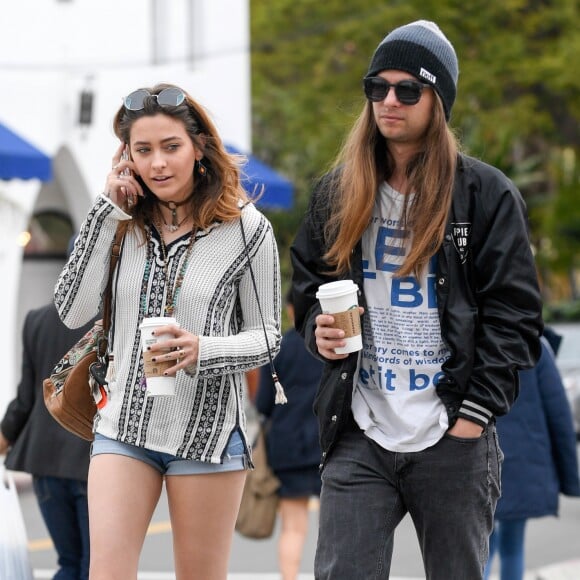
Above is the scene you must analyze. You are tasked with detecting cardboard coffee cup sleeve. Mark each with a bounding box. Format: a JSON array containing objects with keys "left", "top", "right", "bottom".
[
  {"left": 329, "top": 308, "right": 361, "bottom": 338},
  {"left": 143, "top": 351, "right": 172, "bottom": 378}
]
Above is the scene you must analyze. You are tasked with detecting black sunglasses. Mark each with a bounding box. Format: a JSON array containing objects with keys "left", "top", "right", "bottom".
[
  {"left": 363, "top": 77, "right": 431, "bottom": 105},
  {"left": 123, "top": 87, "right": 186, "bottom": 111}
]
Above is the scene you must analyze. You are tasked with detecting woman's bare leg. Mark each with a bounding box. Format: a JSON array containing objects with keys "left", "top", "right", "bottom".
[
  {"left": 166, "top": 470, "right": 246, "bottom": 580},
  {"left": 88, "top": 454, "right": 163, "bottom": 580},
  {"left": 278, "top": 497, "right": 310, "bottom": 580}
]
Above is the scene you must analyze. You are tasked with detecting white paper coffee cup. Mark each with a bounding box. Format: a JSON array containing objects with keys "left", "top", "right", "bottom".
[
  {"left": 316, "top": 280, "right": 362, "bottom": 354},
  {"left": 139, "top": 316, "right": 179, "bottom": 396}
]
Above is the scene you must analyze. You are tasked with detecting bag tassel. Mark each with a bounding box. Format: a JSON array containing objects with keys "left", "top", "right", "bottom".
[{"left": 272, "top": 372, "right": 287, "bottom": 405}]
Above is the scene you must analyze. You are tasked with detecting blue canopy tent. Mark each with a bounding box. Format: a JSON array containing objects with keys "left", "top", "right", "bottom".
[
  {"left": 0, "top": 122, "right": 52, "bottom": 181},
  {"left": 226, "top": 144, "right": 293, "bottom": 210}
]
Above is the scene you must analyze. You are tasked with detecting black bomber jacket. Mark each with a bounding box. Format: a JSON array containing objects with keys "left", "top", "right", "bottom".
[{"left": 290, "top": 154, "right": 543, "bottom": 467}]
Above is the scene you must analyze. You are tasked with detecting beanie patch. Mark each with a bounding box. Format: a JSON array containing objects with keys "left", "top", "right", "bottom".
[{"left": 419, "top": 68, "right": 436, "bottom": 84}]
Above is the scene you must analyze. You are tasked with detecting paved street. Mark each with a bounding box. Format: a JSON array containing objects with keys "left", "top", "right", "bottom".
[{"left": 15, "top": 463, "right": 580, "bottom": 580}]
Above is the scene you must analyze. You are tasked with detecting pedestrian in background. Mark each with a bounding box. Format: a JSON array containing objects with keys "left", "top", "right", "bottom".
[
  {"left": 0, "top": 300, "right": 94, "bottom": 580},
  {"left": 290, "top": 20, "right": 543, "bottom": 579},
  {"left": 255, "top": 289, "right": 323, "bottom": 580},
  {"left": 55, "top": 83, "right": 281, "bottom": 580},
  {"left": 484, "top": 335, "right": 580, "bottom": 580}
]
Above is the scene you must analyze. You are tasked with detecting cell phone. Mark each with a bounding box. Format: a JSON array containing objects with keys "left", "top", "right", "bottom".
[
  {"left": 121, "top": 145, "right": 132, "bottom": 177},
  {"left": 120, "top": 145, "right": 135, "bottom": 207}
]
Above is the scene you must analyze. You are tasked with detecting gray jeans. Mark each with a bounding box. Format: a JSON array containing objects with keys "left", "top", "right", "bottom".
[{"left": 314, "top": 418, "right": 502, "bottom": 580}]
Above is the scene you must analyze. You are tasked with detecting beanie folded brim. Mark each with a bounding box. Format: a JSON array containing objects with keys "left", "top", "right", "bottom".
[{"left": 366, "top": 40, "right": 456, "bottom": 120}]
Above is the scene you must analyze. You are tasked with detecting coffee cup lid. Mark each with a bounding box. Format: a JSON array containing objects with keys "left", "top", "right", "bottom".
[
  {"left": 316, "top": 280, "right": 358, "bottom": 300},
  {"left": 139, "top": 316, "right": 178, "bottom": 328}
]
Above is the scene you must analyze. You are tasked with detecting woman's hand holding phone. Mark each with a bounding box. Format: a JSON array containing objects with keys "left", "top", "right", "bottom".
[{"left": 105, "top": 143, "right": 143, "bottom": 209}]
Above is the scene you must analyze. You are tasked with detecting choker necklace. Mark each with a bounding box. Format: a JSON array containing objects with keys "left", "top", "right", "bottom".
[{"left": 156, "top": 194, "right": 194, "bottom": 232}]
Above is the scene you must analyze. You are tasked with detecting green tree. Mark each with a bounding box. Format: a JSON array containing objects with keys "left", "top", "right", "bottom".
[
  {"left": 250, "top": 0, "right": 580, "bottom": 297},
  {"left": 536, "top": 148, "right": 580, "bottom": 298}
]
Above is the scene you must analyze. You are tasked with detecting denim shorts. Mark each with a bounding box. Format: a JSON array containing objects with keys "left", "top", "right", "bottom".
[{"left": 91, "top": 431, "right": 246, "bottom": 475}]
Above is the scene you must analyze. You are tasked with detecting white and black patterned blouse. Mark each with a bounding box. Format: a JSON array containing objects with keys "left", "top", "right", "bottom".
[{"left": 55, "top": 194, "right": 281, "bottom": 463}]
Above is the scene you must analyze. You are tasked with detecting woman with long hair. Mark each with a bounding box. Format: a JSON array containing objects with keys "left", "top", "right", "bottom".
[{"left": 55, "top": 83, "right": 282, "bottom": 579}]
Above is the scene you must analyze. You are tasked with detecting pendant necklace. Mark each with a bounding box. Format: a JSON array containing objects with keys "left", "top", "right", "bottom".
[
  {"left": 151, "top": 216, "right": 197, "bottom": 316},
  {"left": 157, "top": 193, "right": 194, "bottom": 232},
  {"left": 158, "top": 212, "right": 189, "bottom": 233}
]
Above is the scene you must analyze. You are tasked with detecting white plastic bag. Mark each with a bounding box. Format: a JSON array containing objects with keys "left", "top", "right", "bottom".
[{"left": 0, "top": 464, "right": 34, "bottom": 580}]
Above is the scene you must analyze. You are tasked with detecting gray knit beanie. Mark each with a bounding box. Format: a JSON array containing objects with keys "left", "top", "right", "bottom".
[{"left": 366, "top": 20, "right": 458, "bottom": 120}]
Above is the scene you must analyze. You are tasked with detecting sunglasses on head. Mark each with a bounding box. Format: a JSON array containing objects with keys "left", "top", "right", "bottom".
[
  {"left": 363, "top": 77, "right": 431, "bottom": 105},
  {"left": 123, "top": 87, "right": 186, "bottom": 111}
]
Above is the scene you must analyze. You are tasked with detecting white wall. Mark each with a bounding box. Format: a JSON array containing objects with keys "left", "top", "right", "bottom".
[{"left": 0, "top": 0, "right": 251, "bottom": 414}]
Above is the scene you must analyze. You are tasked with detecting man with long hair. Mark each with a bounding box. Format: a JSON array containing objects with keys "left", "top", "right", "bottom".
[{"left": 290, "top": 20, "right": 543, "bottom": 579}]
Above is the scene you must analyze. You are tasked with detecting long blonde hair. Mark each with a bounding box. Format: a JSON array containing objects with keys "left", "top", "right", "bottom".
[{"left": 324, "top": 95, "right": 458, "bottom": 278}]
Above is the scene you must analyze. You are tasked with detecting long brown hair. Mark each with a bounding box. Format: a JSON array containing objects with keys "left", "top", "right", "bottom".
[
  {"left": 113, "top": 83, "right": 248, "bottom": 235},
  {"left": 324, "top": 94, "right": 458, "bottom": 278}
]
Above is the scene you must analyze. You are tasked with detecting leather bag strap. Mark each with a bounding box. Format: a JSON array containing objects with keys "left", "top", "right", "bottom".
[{"left": 98, "top": 222, "right": 128, "bottom": 357}]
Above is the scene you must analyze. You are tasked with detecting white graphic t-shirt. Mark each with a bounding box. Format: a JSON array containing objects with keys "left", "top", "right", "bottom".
[{"left": 352, "top": 182, "right": 449, "bottom": 452}]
